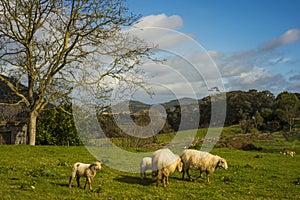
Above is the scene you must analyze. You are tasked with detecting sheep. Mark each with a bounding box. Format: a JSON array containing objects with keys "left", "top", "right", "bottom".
[
  {"left": 68, "top": 161, "right": 102, "bottom": 190},
  {"left": 181, "top": 149, "right": 228, "bottom": 183},
  {"left": 140, "top": 157, "right": 152, "bottom": 179},
  {"left": 281, "top": 150, "right": 296, "bottom": 157},
  {"left": 152, "top": 148, "right": 183, "bottom": 187}
]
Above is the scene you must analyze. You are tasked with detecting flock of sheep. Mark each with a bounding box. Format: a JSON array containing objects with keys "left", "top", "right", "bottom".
[
  {"left": 68, "top": 148, "right": 228, "bottom": 189},
  {"left": 146, "top": 148, "right": 228, "bottom": 187}
]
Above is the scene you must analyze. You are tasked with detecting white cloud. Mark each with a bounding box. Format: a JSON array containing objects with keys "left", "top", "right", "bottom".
[
  {"left": 260, "top": 29, "right": 300, "bottom": 51},
  {"left": 225, "top": 67, "right": 287, "bottom": 92},
  {"left": 128, "top": 14, "right": 193, "bottom": 50},
  {"left": 238, "top": 67, "right": 272, "bottom": 84},
  {"left": 127, "top": 15, "right": 300, "bottom": 102},
  {"left": 135, "top": 14, "right": 183, "bottom": 29},
  {"left": 215, "top": 28, "right": 300, "bottom": 94},
  {"left": 124, "top": 14, "right": 225, "bottom": 102},
  {"left": 268, "top": 57, "right": 290, "bottom": 65}
]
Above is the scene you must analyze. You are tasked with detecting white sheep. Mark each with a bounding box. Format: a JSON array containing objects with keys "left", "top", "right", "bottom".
[
  {"left": 140, "top": 157, "right": 152, "bottom": 179},
  {"left": 181, "top": 149, "right": 228, "bottom": 183},
  {"left": 68, "top": 161, "right": 102, "bottom": 190},
  {"left": 152, "top": 148, "right": 183, "bottom": 187}
]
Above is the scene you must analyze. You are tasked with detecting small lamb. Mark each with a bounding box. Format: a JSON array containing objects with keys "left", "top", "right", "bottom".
[{"left": 68, "top": 161, "right": 102, "bottom": 190}]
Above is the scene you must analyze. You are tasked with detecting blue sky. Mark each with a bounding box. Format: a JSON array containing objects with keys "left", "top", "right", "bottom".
[
  {"left": 123, "top": 0, "right": 300, "bottom": 103},
  {"left": 126, "top": 0, "right": 299, "bottom": 51}
]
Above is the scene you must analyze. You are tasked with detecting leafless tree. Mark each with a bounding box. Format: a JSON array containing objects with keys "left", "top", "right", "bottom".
[{"left": 0, "top": 0, "right": 154, "bottom": 145}]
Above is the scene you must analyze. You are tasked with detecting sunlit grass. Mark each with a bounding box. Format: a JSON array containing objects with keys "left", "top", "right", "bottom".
[{"left": 0, "top": 126, "right": 299, "bottom": 199}]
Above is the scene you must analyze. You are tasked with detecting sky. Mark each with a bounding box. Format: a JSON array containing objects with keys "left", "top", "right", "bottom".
[{"left": 121, "top": 0, "right": 300, "bottom": 103}]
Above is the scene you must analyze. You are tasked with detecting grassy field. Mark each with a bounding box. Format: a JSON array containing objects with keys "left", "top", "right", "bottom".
[{"left": 0, "top": 130, "right": 299, "bottom": 199}]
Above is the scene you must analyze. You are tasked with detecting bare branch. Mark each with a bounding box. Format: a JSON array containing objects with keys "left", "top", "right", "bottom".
[
  {"left": 0, "top": 75, "right": 30, "bottom": 106},
  {"left": 0, "top": 0, "right": 155, "bottom": 145}
]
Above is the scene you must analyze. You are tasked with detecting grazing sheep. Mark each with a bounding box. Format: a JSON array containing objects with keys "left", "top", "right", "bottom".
[
  {"left": 68, "top": 161, "right": 102, "bottom": 190},
  {"left": 140, "top": 157, "right": 152, "bottom": 179},
  {"left": 152, "top": 148, "right": 183, "bottom": 187},
  {"left": 181, "top": 149, "right": 228, "bottom": 183},
  {"left": 281, "top": 150, "right": 296, "bottom": 157}
]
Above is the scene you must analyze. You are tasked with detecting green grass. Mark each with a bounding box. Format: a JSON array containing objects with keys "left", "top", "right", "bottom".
[
  {"left": 0, "top": 143, "right": 299, "bottom": 199},
  {"left": 1, "top": 126, "right": 300, "bottom": 199}
]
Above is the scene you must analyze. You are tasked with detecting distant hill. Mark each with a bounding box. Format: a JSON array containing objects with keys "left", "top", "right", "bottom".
[
  {"left": 162, "top": 97, "right": 199, "bottom": 109},
  {"left": 109, "top": 97, "right": 200, "bottom": 114}
]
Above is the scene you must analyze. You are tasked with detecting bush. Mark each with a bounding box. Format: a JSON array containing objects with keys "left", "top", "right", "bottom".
[{"left": 36, "top": 104, "right": 82, "bottom": 146}]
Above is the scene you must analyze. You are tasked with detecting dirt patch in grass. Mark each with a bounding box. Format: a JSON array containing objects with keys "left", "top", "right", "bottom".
[
  {"left": 193, "top": 133, "right": 274, "bottom": 151},
  {"left": 218, "top": 133, "right": 274, "bottom": 150}
]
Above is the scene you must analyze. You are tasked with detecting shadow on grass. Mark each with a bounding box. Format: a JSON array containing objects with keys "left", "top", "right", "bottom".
[
  {"left": 55, "top": 182, "right": 103, "bottom": 193},
  {"left": 54, "top": 182, "right": 70, "bottom": 187},
  {"left": 114, "top": 175, "right": 154, "bottom": 186}
]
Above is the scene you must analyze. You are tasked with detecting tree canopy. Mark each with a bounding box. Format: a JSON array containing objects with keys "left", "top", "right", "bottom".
[{"left": 0, "top": 0, "right": 154, "bottom": 145}]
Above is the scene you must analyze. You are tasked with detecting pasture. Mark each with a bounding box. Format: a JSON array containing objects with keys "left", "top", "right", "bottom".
[{"left": 0, "top": 131, "right": 299, "bottom": 199}]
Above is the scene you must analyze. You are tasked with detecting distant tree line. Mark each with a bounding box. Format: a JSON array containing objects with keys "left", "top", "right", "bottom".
[
  {"left": 225, "top": 90, "right": 300, "bottom": 133},
  {"left": 35, "top": 90, "right": 300, "bottom": 145}
]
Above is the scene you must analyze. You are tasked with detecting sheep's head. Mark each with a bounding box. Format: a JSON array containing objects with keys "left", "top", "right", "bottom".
[
  {"left": 218, "top": 158, "right": 228, "bottom": 170},
  {"left": 176, "top": 158, "right": 183, "bottom": 172},
  {"left": 91, "top": 161, "right": 102, "bottom": 170}
]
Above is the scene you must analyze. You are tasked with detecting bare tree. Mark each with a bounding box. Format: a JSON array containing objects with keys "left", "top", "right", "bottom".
[{"left": 0, "top": 0, "right": 154, "bottom": 145}]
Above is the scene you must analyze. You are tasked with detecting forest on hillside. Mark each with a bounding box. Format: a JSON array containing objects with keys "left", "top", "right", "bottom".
[{"left": 34, "top": 89, "right": 300, "bottom": 146}]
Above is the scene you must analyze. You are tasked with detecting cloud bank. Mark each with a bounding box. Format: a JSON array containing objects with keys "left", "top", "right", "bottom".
[
  {"left": 127, "top": 14, "right": 300, "bottom": 103},
  {"left": 219, "top": 28, "right": 300, "bottom": 94},
  {"left": 260, "top": 29, "right": 300, "bottom": 51},
  {"left": 127, "top": 14, "right": 225, "bottom": 103}
]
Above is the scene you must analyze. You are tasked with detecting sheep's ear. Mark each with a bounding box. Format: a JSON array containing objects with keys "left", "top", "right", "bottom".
[{"left": 218, "top": 159, "right": 224, "bottom": 165}]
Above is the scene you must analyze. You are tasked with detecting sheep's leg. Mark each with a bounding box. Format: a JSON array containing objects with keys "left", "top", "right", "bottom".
[
  {"left": 156, "top": 170, "right": 162, "bottom": 187},
  {"left": 165, "top": 175, "right": 169, "bottom": 186},
  {"left": 84, "top": 177, "right": 92, "bottom": 190},
  {"left": 68, "top": 176, "right": 74, "bottom": 188},
  {"left": 206, "top": 172, "right": 210, "bottom": 183},
  {"left": 163, "top": 176, "right": 167, "bottom": 187},
  {"left": 162, "top": 169, "right": 169, "bottom": 187},
  {"left": 88, "top": 178, "right": 93, "bottom": 190},
  {"left": 140, "top": 171, "right": 144, "bottom": 179},
  {"left": 152, "top": 170, "right": 157, "bottom": 177},
  {"left": 186, "top": 169, "right": 193, "bottom": 181},
  {"left": 181, "top": 169, "right": 185, "bottom": 180},
  {"left": 76, "top": 176, "right": 81, "bottom": 188},
  {"left": 152, "top": 170, "right": 157, "bottom": 180},
  {"left": 194, "top": 171, "right": 203, "bottom": 181},
  {"left": 84, "top": 179, "right": 87, "bottom": 189},
  {"left": 162, "top": 174, "right": 167, "bottom": 187}
]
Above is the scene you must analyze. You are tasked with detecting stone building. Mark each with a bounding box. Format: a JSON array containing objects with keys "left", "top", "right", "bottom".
[
  {"left": 0, "top": 121, "right": 27, "bottom": 144},
  {"left": 0, "top": 75, "right": 29, "bottom": 144}
]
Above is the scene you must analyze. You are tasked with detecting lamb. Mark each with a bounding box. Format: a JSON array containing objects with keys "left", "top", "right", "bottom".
[
  {"left": 152, "top": 148, "right": 183, "bottom": 187},
  {"left": 181, "top": 149, "right": 228, "bottom": 183},
  {"left": 68, "top": 161, "right": 102, "bottom": 190},
  {"left": 140, "top": 157, "right": 152, "bottom": 179}
]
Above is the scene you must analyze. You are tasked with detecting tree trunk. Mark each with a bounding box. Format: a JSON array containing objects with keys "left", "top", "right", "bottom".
[
  {"left": 288, "top": 118, "right": 294, "bottom": 132},
  {"left": 28, "top": 111, "right": 38, "bottom": 145}
]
